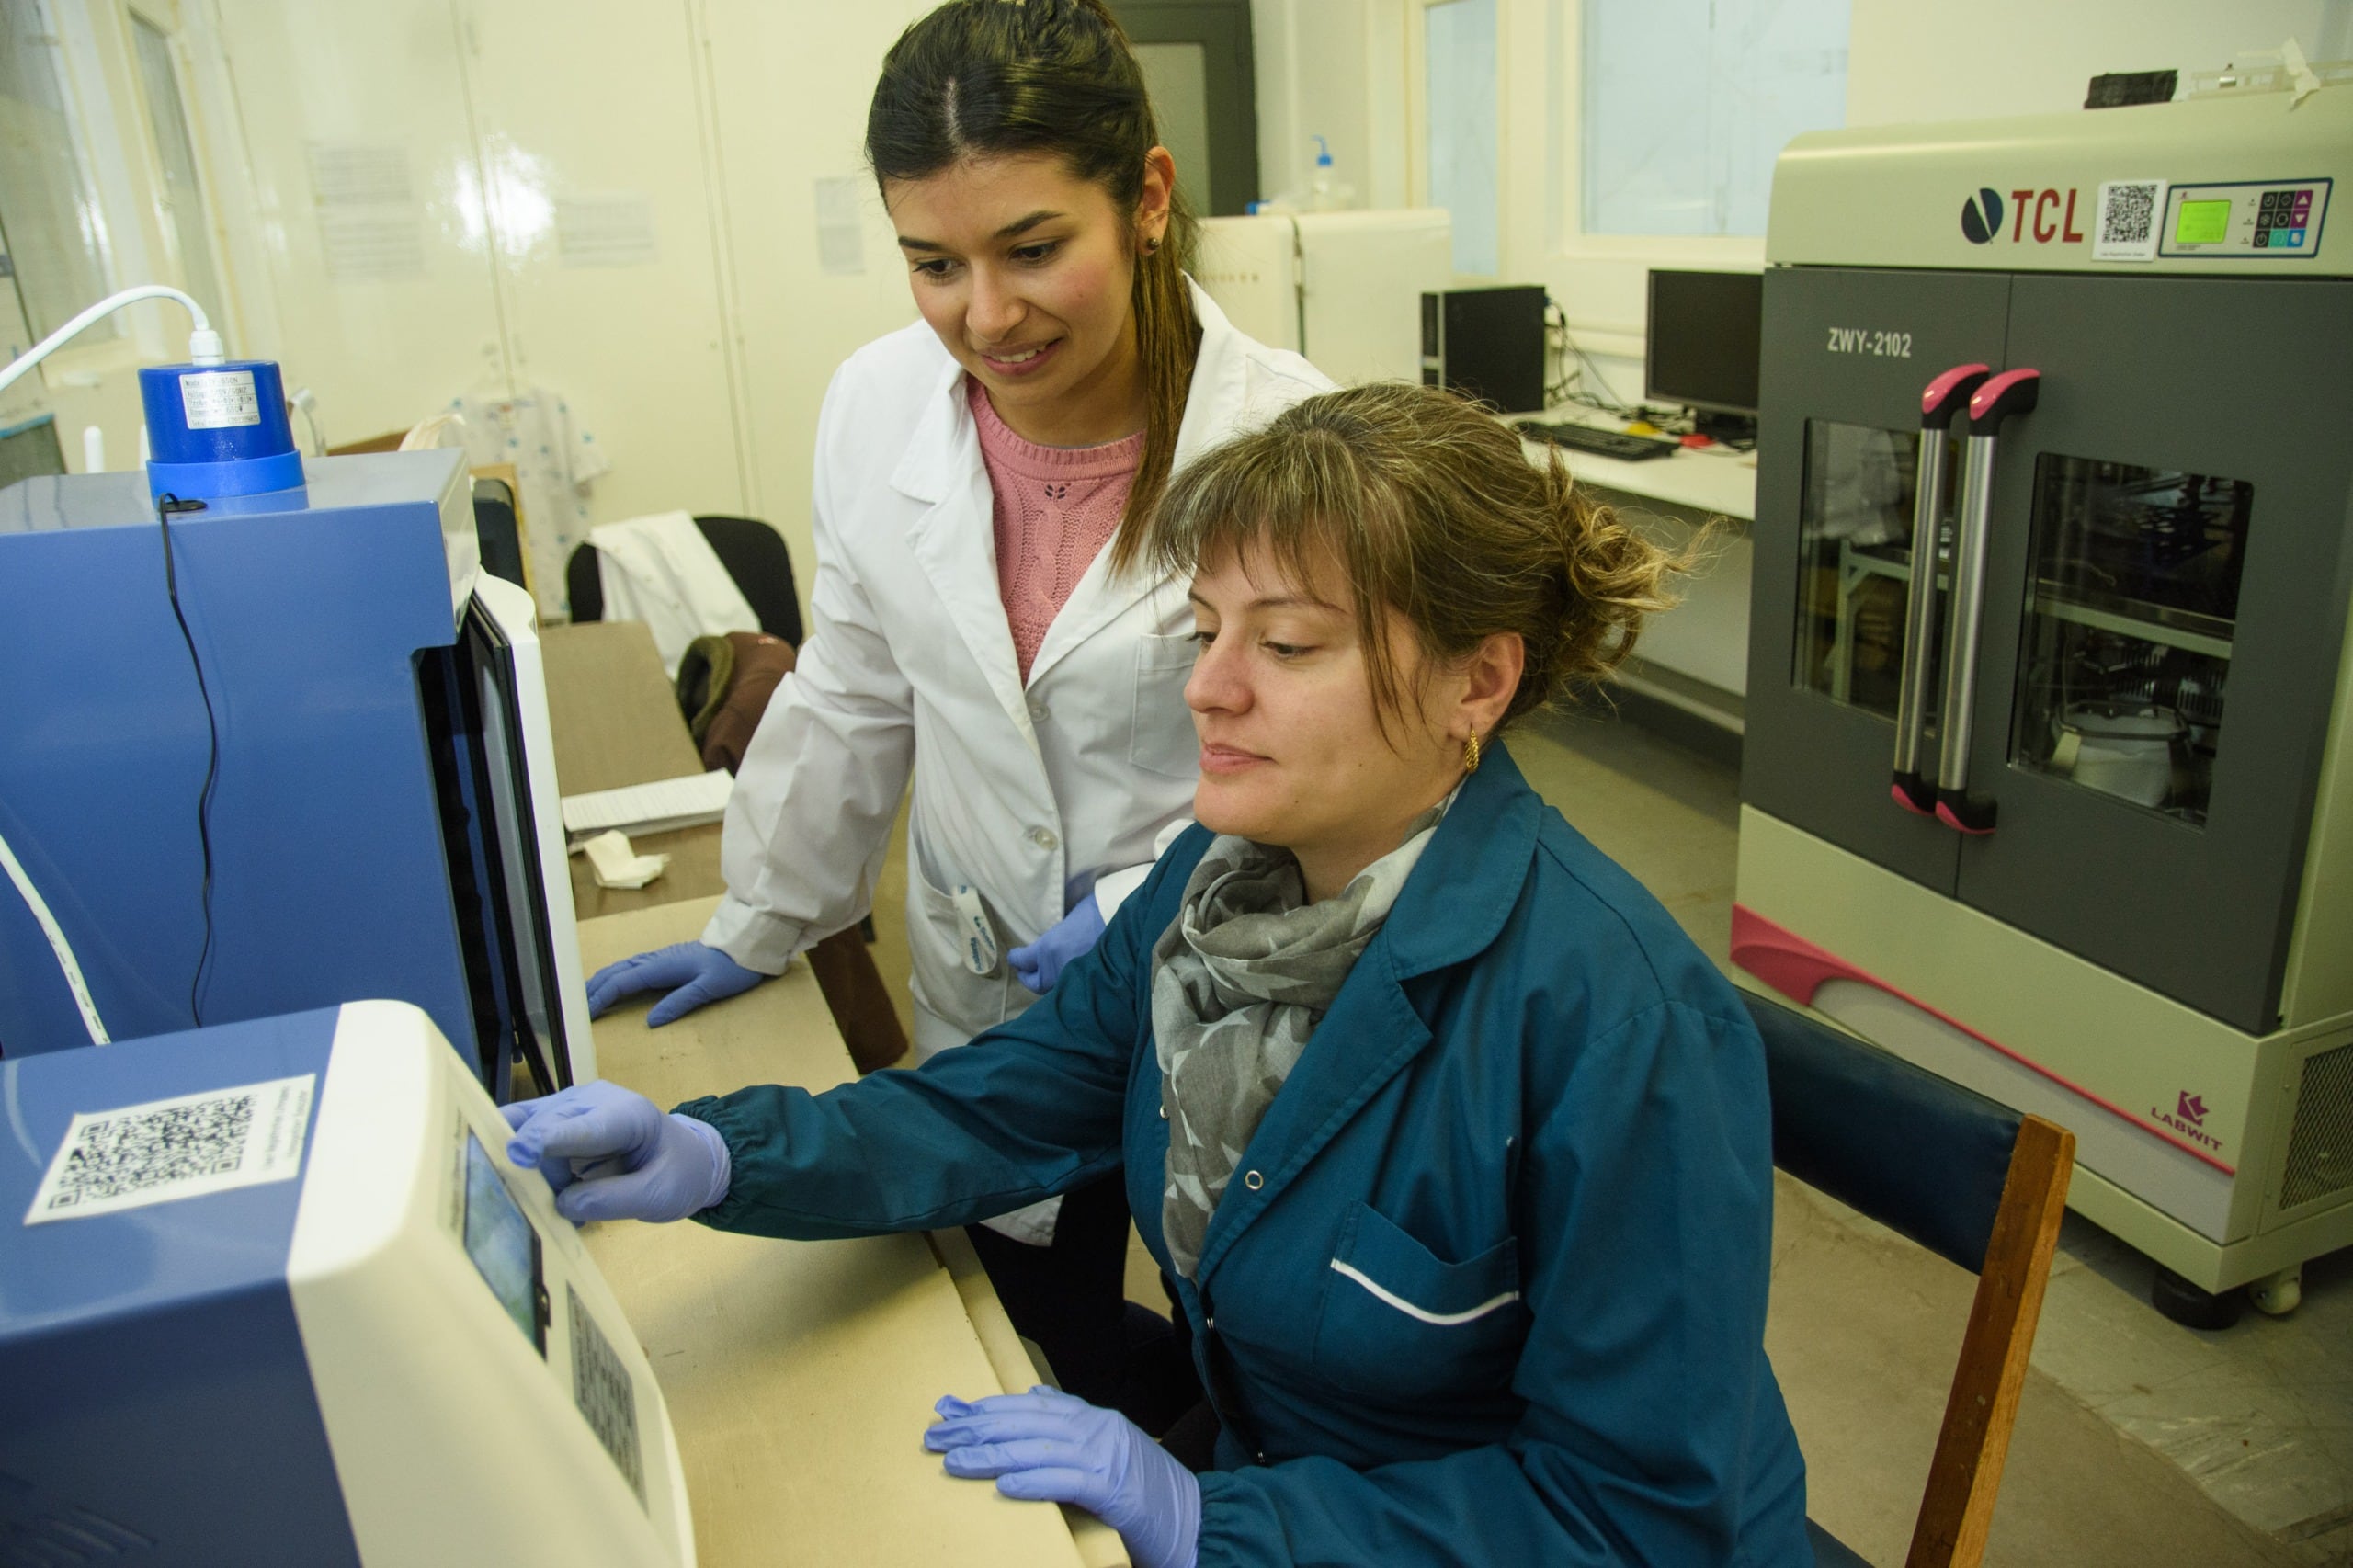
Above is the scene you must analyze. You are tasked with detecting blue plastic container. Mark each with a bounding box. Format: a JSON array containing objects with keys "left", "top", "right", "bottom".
[{"left": 139, "top": 358, "right": 306, "bottom": 501}]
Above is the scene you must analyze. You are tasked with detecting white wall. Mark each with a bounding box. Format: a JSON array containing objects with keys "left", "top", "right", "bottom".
[
  {"left": 203, "top": 3, "right": 516, "bottom": 456},
  {"left": 30, "top": 0, "right": 938, "bottom": 618},
  {"left": 1847, "top": 0, "right": 2350, "bottom": 128},
  {"left": 701, "top": 0, "right": 930, "bottom": 584},
  {"left": 1249, "top": 0, "right": 1410, "bottom": 211}
]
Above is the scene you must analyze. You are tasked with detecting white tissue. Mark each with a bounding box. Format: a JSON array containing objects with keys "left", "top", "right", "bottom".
[{"left": 579, "top": 829, "right": 670, "bottom": 890}]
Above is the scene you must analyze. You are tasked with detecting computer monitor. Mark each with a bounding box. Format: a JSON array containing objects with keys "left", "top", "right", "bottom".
[
  {"left": 0, "top": 1001, "right": 694, "bottom": 1566},
  {"left": 1644, "top": 269, "right": 1763, "bottom": 442}
]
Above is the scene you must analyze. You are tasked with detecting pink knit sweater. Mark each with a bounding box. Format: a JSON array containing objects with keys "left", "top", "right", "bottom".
[{"left": 969, "top": 378, "right": 1144, "bottom": 683}]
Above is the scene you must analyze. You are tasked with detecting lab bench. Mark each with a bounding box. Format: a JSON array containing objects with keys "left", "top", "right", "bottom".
[
  {"left": 574, "top": 894, "right": 1120, "bottom": 1567},
  {"left": 541, "top": 617, "right": 1121, "bottom": 1565},
  {"left": 1517, "top": 408, "right": 1761, "bottom": 734}
]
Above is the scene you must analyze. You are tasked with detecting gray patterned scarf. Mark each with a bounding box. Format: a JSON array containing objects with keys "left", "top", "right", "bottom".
[{"left": 1151, "top": 802, "right": 1447, "bottom": 1278}]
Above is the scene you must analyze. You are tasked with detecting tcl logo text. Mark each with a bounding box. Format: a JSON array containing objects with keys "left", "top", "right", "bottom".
[
  {"left": 1960, "top": 187, "right": 2086, "bottom": 245},
  {"left": 2013, "top": 188, "right": 2086, "bottom": 243}
]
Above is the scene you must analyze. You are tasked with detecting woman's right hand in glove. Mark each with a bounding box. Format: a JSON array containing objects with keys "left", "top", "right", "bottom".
[
  {"left": 501, "top": 1081, "right": 732, "bottom": 1223},
  {"left": 585, "top": 941, "right": 766, "bottom": 1027}
]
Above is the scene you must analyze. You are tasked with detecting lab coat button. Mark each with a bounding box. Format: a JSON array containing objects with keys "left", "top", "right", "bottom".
[
  {"left": 1244, "top": 1169, "right": 1263, "bottom": 1190},
  {"left": 1027, "top": 698, "right": 1050, "bottom": 722},
  {"left": 1029, "top": 826, "right": 1059, "bottom": 851}
]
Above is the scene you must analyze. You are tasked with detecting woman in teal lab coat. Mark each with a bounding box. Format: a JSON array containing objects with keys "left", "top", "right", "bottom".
[{"left": 506, "top": 382, "right": 1812, "bottom": 1567}]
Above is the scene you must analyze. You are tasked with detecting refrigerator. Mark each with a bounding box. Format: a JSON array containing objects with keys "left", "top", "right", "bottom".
[
  {"left": 1733, "top": 85, "right": 2353, "bottom": 1313},
  {"left": 1194, "top": 208, "right": 1454, "bottom": 385}
]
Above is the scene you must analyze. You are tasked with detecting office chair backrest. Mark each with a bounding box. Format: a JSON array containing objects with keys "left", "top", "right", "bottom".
[
  {"left": 565, "top": 517, "right": 802, "bottom": 646},
  {"left": 1740, "top": 990, "right": 2074, "bottom": 1568},
  {"left": 472, "top": 488, "right": 529, "bottom": 597},
  {"left": 1745, "top": 994, "right": 2020, "bottom": 1274},
  {"left": 690, "top": 516, "right": 802, "bottom": 648}
]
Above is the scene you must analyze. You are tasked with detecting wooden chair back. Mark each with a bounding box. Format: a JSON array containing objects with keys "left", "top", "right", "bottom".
[{"left": 1742, "top": 992, "right": 2075, "bottom": 1568}]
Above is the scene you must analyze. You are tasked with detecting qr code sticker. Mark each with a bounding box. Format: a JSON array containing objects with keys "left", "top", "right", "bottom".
[
  {"left": 24, "top": 1075, "right": 314, "bottom": 1224},
  {"left": 2095, "top": 181, "right": 2165, "bottom": 262}
]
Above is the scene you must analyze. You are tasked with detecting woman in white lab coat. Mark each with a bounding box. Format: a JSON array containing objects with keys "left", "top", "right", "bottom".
[{"left": 585, "top": 0, "right": 1328, "bottom": 1417}]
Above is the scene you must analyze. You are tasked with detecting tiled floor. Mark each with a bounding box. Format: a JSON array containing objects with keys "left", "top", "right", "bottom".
[{"left": 866, "top": 707, "right": 2353, "bottom": 1565}]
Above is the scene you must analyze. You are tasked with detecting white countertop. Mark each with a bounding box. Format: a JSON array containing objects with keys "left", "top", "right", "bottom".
[{"left": 1516, "top": 408, "right": 1760, "bottom": 521}]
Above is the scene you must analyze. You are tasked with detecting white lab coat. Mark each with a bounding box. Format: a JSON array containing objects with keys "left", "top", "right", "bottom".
[
  {"left": 589, "top": 511, "right": 759, "bottom": 677},
  {"left": 704, "top": 282, "right": 1328, "bottom": 1233}
]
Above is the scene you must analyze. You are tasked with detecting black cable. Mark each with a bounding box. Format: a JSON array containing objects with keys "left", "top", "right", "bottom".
[
  {"left": 1541, "top": 293, "right": 1652, "bottom": 419},
  {"left": 1541, "top": 301, "right": 1576, "bottom": 407},
  {"left": 1566, "top": 332, "right": 1641, "bottom": 417},
  {"left": 155, "top": 493, "right": 220, "bottom": 1027}
]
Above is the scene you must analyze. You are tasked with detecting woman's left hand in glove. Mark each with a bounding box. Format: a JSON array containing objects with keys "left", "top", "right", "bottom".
[{"left": 925, "top": 1387, "right": 1200, "bottom": 1568}]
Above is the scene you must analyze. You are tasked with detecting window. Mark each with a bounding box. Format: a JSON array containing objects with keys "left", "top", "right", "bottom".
[
  {"left": 0, "top": 0, "right": 117, "bottom": 338},
  {"left": 1424, "top": 0, "right": 1498, "bottom": 275},
  {"left": 1580, "top": 0, "right": 1849, "bottom": 238}
]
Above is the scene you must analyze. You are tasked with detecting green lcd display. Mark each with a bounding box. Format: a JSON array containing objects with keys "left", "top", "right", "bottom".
[
  {"left": 2175, "top": 199, "right": 2232, "bottom": 245},
  {"left": 463, "top": 1131, "right": 544, "bottom": 1353}
]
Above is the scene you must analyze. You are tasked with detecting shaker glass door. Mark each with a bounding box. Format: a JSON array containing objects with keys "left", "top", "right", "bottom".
[
  {"left": 1953, "top": 275, "right": 2353, "bottom": 1032},
  {"left": 1792, "top": 420, "right": 1959, "bottom": 721},
  {"left": 1744, "top": 267, "right": 2011, "bottom": 892},
  {"left": 2010, "top": 455, "right": 2247, "bottom": 827}
]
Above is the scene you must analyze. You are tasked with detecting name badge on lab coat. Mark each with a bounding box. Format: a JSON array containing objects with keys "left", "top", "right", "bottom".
[{"left": 953, "top": 885, "right": 999, "bottom": 976}]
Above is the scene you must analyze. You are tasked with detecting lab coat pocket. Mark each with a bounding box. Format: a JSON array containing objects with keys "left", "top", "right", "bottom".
[
  {"left": 1129, "top": 633, "right": 1199, "bottom": 778},
  {"left": 904, "top": 836, "right": 1012, "bottom": 1051},
  {"left": 1312, "top": 1201, "right": 1524, "bottom": 1403}
]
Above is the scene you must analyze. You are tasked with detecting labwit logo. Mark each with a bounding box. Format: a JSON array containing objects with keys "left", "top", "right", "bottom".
[
  {"left": 2150, "top": 1089, "right": 2223, "bottom": 1153},
  {"left": 1961, "top": 187, "right": 2005, "bottom": 244}
]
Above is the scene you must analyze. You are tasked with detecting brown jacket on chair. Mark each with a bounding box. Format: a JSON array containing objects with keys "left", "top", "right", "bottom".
[{"left": 678, "top": 632, "right": 909, "bottom": 1074}]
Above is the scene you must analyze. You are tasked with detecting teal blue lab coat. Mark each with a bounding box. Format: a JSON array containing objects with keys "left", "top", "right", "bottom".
[{"left": 679, "top": 743, "right": 1810, "bottom": 1566}]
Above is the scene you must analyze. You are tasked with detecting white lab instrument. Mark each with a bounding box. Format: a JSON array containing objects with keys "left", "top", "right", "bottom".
[{"left": 0, "top": 999, "right": 695, "bottom": 1565}]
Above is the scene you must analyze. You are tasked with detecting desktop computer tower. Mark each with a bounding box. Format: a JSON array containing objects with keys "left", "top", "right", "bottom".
[{"left": 1419, "top": 284, "right": 1547, "bottom": 414}]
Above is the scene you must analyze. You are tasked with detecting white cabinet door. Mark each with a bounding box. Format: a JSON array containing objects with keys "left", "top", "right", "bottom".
[
  {"left": 456, "top": 0, "right": 745, "bottom": 528},
  {"left": 210, "top": 0, "right": 507, "bottom": 448},
  {"left": 698, "top": 0, "right": 931, "bottom": 586}
]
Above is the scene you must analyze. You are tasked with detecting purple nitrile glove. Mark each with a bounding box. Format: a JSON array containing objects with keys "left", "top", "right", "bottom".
[
  {"left": 925, "top": 1387, "right": 1200, "bottom": 1568},
  {"left": 500, "top": 1080, "right": 732, "bottom": 1223},
  {"left": 1006, "top": 897, "right": 1106, "bottom": 994},
  {"left": 585, "top": 940, "right": 765, "bottom": 1027}
]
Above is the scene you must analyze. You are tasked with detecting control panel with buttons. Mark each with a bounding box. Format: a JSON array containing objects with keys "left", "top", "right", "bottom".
[{"left": 2160, "top": 177, "right": 2330, "bottom": 258}]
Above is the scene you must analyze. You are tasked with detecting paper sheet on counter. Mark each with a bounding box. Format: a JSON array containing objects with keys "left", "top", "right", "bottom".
[{"left": 561, "top": 769, "right": 733, "bottom": 837}]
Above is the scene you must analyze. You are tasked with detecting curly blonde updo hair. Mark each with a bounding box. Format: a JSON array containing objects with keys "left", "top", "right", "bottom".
[{"left": 1143, "top": 381, "right": 1688, "bottom": 734}]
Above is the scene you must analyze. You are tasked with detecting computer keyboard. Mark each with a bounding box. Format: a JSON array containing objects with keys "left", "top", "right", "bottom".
[{"left": 1513, "top": 420, "right": 1680, "bottom": 462}]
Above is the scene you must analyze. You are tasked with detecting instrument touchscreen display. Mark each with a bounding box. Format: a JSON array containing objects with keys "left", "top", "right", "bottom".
[{"left": 461, "top": 1130, "right": 545, "bottom": 1354}]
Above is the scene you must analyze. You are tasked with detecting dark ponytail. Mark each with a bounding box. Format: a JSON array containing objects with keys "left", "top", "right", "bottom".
[{"left": 867, "top": 0, "right": 1199, "bottom": 576}]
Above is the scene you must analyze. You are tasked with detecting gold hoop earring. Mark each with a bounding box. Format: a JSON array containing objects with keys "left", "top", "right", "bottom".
[{"left": 1463, "top": 732, "right": 1482, "bottom": 774}]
